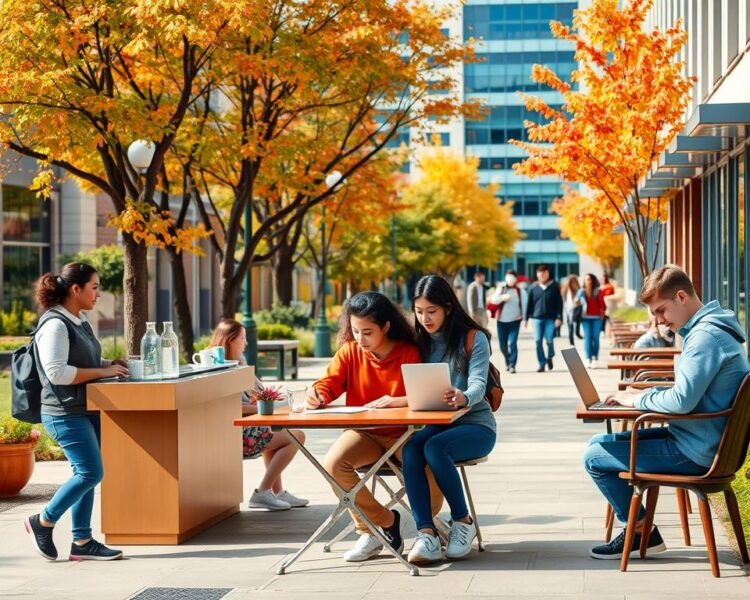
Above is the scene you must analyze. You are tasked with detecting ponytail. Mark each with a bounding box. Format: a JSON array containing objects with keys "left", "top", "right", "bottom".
[{"left": 35, "top": 262, "right": 97, "bottom": 311}]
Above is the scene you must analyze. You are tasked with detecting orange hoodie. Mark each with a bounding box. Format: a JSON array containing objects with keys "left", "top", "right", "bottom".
[{"left": 313, "top": 340, "right": 421, "bottom": 437}]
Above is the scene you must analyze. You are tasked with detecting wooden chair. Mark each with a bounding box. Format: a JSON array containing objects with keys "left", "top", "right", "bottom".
[{"left": 619, "top": 373, "right": 750, "bottom": 576}]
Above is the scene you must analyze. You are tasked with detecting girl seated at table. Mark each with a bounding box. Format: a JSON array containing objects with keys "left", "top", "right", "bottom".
[
  {"left": 306, "top": 291, "right": 444, "bottom": 562},
  {"left": 369, "top": 275, "right": 497, "bottom": 563},
  {"left": 209, "top": 319, "right": 308, "bottom": 512}
]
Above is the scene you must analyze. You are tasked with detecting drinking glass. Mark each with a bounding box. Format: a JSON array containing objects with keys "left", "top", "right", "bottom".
[
  {"left": 127, "top": 354, "right": 144, "bottom": 380},
  {"left": 286, "top": 386, "right": 308, "bottom": 413}
]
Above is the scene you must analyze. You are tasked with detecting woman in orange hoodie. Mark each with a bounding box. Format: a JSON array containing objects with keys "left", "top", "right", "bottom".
[{"left": 305, "top": 292, "right": 443, "bottom": 562}]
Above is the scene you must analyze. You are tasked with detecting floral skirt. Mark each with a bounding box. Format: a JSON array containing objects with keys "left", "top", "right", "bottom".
[{"left": 243, "top": 426, "right": 274, "bottom": 458}]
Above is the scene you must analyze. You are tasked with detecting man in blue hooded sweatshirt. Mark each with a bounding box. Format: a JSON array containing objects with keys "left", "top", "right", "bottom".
[{"left": 583, "top": 265, "right": 749, "bottom": 560}]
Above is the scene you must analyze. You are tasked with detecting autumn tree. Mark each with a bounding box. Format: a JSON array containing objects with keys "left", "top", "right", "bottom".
[
  {"left": 511, "top": 0, "right": 692, "bottom": 277},
  {"left": 387, "top": 146, "right": 522, "bottom": 277},
  {"left": 550, "top": 188, "right": 623, "bottom": 272},
  {"left": 0, "top": 0, "right": 243, "bottom": 351},
  {"left": 179, "top": 0, "right": 481, "bottom": 317}
]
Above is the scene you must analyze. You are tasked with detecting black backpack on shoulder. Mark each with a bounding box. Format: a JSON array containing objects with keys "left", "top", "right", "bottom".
[{"left": 11, "top": 310, "right": 71, "bottom": 424}]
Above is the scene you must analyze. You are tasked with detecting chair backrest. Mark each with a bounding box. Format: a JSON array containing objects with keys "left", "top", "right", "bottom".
[{"left": 706, "top": 373, "right": 750, "bottom": 479}]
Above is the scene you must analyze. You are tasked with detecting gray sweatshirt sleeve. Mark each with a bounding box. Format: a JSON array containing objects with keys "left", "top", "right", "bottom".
[
  {"left": 36, "top": 319, "right": 77, "bottom": 385},
  {"left": 464, "top": 332, "right": 490, "bottom": 407}
]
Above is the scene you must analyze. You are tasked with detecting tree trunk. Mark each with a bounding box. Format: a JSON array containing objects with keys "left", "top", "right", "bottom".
[
  {"left": 123, "top": 237, "right": 149, "bottom": 355},
  {"left": 167, "top": 247, "right": 195, "bottom": 360},
  {"left": 221, "top": 273, "right": 239, "bottom": 319},
  {"left": 273, "top": 244, "right": 295, "bottom": 306}
]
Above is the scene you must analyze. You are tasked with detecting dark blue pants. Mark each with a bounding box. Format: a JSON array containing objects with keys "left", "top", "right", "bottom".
[
  {"left": 403, "top": 424, "right": 496, "bottom": 531},
  {"left": 497, "top": 320, "right": 521, "bottom": 369}
]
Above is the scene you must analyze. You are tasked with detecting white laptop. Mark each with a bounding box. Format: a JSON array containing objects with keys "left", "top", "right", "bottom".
[
  {"left": 401, "top": 363, "right": 454, "bottom": 411},
  {"left": 561, "top": 348, "right": 643, "bottom": 412}
]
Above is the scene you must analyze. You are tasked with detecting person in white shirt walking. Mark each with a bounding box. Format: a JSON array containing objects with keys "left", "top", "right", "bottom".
[{"left": 490, "top": 270, "right": 528, "bottom": 374}]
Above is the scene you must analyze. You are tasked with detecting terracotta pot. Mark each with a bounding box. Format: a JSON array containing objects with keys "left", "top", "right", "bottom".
[{"left": 0, "top": 442, "right": 36, "bottom": 498}]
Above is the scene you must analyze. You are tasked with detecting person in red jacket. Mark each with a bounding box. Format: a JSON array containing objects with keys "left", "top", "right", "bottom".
[
  {"left": 576, "top": 274, "right": 607, "bottom": 368},
  {"left": 305, "top": 292, "right": 443, "bottom": 563}
]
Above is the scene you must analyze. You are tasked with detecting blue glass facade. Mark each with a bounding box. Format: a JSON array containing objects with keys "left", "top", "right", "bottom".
[{"left": 463, "top": 1, "right": 580, "bottom": 281}]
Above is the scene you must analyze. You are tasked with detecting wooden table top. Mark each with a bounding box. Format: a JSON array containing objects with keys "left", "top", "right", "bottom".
[
  {"left": 235, "top": 406, "right": 469, "bottom": 428},
  {"left": 609, "top": 348, "right": 681, "bottom": 357},
  {"left": 607, "top": 359, "right": 675, "bottom": 370}
]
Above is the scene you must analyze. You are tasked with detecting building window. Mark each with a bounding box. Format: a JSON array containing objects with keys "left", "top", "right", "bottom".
[
  {"left": 464, "top": 3, "right": 576, "bottom": 41},
  {"left": 2, "top": 185, "right": 50, "bottom": 243}
]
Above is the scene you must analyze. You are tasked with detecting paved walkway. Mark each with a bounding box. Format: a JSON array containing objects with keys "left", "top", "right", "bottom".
[{"left": 1, "top": 331, "right": 748, "bottom": 599}]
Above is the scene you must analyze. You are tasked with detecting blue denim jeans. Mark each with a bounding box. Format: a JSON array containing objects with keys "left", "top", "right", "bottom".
[
  {"left": 532, "top": 318, "right": 556, "bottom": 367},
  {"left": 41, "top": 414, "right": 103, "bottom": 540},
  {"left": 581, "top": 317, "right": 603, "bottom": 360},
  {"left": 583, "top": 427, "right": 706, "bottom": 524},
  {"left": 497, "top": 320, "right": 521, "bottom": 369},
  {"left": 403, "top": 424, "right": 496, "bottom": 531}
]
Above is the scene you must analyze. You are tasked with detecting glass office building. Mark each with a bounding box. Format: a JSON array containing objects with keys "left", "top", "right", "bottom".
[{"left": 463, "top": 0, "right": 580, "bottom": 280}]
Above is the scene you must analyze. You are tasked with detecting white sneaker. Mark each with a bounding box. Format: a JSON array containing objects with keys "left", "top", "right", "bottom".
[
  {"left": 408, "top": 531, "right": 443, "bottom": 564},
  {"left": 591, "top": 359, "right": 600, "bottom": 369},
  {"left": 587, "top": 359, "right": 593, "bottom": 368},
  {"left": 276, "top": 490, "right": 309, "bottom": 508},
  {"left": 446, "top": 519, "right": 476, "bottom": 559},
  {"left": 343, "top": 534, "right": 383, "bottom": 562},
  {"left": 248, "top": 489, "right": 291, "bottom": 511}
]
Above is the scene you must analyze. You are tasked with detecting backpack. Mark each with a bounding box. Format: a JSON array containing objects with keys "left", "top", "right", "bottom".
[
  {"left": 464, "top": 329, "right": 504, "bottom": 412},
  {"left": 11, "top": 310, "right": 71, "bottom": 424}
]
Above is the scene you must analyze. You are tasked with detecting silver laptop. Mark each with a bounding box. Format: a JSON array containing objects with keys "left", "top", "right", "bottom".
[
  {"left": 561, "top": 348, "right": 641, "bottom": 411},
  {"left": 401, "top": 363, "right": 454, "bottom": 411}
]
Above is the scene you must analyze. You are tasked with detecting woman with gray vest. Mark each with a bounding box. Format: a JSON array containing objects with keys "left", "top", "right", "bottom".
[{"left": 24, "top": 262, "right": 127, "bottom": 562}]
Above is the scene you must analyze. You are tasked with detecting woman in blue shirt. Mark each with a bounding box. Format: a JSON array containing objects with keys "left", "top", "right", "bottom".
[{"left": 372, "top": 275, "right": 497, "bottom": 563}]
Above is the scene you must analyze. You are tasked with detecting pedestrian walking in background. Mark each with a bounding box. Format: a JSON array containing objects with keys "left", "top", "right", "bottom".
[
  {"left": 525, "top": 264, "right": 563, "bottom": 372},
  {"left": 467, "top": 270, "right": 489, "bottom": 330},
  {"left": 490, "top": 270, "right": 527, "bottom": 374},
  {"left": 577, "top": 274, "right": 607, "bottom": 368}
]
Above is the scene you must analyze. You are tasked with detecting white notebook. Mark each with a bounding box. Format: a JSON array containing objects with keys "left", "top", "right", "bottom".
[{"left": 312, "top": 406, "right": 369, "bottom": 414}]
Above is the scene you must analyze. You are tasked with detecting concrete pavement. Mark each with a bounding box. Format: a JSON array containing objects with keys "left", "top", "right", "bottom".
[{"left": 0, "top": 330, "right": 748, "bottom": 599}]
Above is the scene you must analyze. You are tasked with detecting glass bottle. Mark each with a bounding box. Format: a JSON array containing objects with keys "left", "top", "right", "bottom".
[
  {"left": 160, "top": 321, "right": 180, "bottom": 379},
  {"left": 140, "top": 322, "right": 161, "bottom": 380}
]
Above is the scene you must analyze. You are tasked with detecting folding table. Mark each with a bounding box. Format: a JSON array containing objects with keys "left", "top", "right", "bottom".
[{"left": 235, "top": 406, "right": 468, "bottom": 576}]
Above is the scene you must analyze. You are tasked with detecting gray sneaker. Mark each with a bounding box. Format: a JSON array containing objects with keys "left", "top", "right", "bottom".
[
  {"left": 248, "top": 489, "right": 291, "bottom": 511},
  {"left": 276, "top": 490, "right": 309, "bottom": 508}
]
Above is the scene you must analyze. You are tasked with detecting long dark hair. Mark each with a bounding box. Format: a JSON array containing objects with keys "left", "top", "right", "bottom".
[
  {"left": 583, "top": 273, "right": 601, "bottom": 297},
  {"left": 35, "top": 262, "right": 98, "bottom": 311},
  {"left": 338, "top": 291, "right": 416, "bottom": 346},
  {"left": 412, "top": 275, "right": 491, "bottom": 375}
]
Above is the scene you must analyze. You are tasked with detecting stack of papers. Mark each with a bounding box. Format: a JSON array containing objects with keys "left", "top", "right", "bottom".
[{"left": 311, "top": 406, "right": 370, "bottom": 414}]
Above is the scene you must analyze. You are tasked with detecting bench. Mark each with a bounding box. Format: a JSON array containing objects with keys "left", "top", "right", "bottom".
[{"left": 257, "top": 340, "right": 299, "bottom": 380}]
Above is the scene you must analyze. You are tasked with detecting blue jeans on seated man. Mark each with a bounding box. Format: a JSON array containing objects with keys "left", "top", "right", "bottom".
[
  {"left": 581, "top": 317, "right": 603, "bottom": 360},
  {"left": 403, "top": 424, "right": 496, "bottom": 531},
  {"left": 497, "top": 320, "right": 521, "bottom": 369},
  {"left": 583, "top": 427, "right": 707, "bottom": 525},
  {"left": 532, "top": 318, "right": 556, "bottom": 368},
  {"left": 40, "top": 414, "right": 103, "bottom": 541}
]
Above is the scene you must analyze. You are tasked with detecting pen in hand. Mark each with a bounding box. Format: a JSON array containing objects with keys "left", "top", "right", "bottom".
[{"left": 306, "top": 386, "right": 323, "bottom": 409}]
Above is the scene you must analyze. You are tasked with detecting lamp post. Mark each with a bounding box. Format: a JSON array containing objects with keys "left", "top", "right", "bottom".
[
  {"left": 242, "top": 199, "right": 258, "bottom": 366},
  {"left": 127, "top": 140, "right": 156, "bottom": 182},
  {"left": 314, "top": 171, "right": 342, "bottom": 358}
]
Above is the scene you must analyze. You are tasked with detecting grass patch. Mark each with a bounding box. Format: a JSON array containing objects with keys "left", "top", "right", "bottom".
[
  {"left": 612, "top": 306, "right": 649, "bottom": 322},
  {"left": 0, "top": 372, "right": 64, "bottom": 461}
]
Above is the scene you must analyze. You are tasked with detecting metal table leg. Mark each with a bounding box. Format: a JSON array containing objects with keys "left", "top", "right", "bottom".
[{"left": 276, "top": 425, "right": 420, "bottom": 576}]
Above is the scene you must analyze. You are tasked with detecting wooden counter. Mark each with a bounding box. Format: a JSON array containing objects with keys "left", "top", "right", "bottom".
[{"left": 87, "top": 366, "right": 252, "bottom": 545}]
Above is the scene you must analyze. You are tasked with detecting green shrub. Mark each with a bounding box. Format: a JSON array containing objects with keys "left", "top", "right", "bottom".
[
  {"left": 100, "top": 336, "right": 125, "bottom": 361},
  {"left": 612, "top": 306, "right": 649, "bottom": 322},
  {"left": 258, "top": 323, "right": 295, "bottom": 340},
  {"left": 0, "top": 338, "right": 28, "bottom": 352},
  {"left": 255, "top": 303, "right": 311, "bottom": 329},
  {"left": 0, "top": 301, "right": 37, "bottom": 336},
  {"left": 194, "top": 334, "right": 212, "bottom": 352},
  {"left": 293, "top": 328, "right": 315, "bottom": 357}
]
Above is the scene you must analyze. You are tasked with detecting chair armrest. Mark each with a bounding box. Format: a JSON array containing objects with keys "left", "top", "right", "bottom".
[
  {"left": 618, "top": 381, "right": 675, "bottom": 391},
  {"left": 634, "top": 369, "right": 674, "bottom": 382},
  {"left": 627, "top": 408, "right": 735, "bottom": 478}
]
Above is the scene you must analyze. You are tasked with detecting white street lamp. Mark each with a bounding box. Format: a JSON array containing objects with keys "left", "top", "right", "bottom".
[
  {"left": 127, "top": 140, "right": 156, "bottom": 172},
  {"left": 325, "top": 170, "right": 343, "bottom": 189}
]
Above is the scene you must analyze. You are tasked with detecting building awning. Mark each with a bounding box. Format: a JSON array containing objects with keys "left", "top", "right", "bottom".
[{"left": 633, "top": 102, "right": 750, "bottom": 198}]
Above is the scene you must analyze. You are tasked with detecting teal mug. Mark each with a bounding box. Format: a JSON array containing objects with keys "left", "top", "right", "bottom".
[{"left": 257, "top": 399, "right": 275, "bottom": 416}]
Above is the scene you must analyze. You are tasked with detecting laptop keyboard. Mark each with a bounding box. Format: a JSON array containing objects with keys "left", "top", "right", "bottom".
[{"left": 588, "top": 401, "right": 633, "bottom": 411}]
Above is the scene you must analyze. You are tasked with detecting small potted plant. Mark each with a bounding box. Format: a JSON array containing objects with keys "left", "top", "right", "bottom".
[
  {"left": 249, "top": 385, "right": 285, "bottom": 416},
  {"left": 0, "top": 418, "right": 41, "bottom": 497}
]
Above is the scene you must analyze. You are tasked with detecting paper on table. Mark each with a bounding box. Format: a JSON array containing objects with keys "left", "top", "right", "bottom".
[{"left": 311, "top": 406, "right": 370, "bottom": 414}]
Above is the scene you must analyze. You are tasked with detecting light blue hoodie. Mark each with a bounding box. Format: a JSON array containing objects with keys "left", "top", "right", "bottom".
[{"left": 635, "top": 300, "right": 750, "bottom": 467}]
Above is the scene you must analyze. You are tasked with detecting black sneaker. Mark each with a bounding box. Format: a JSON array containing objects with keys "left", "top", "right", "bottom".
[
  {"left": 590, "top": 526, "right": 666, "bottom": 560},
  {"left": 24, "top": 514, "right": 57, "bottom": 560},
  {"left": 382, "top": 509, "right": 404, "bottom": 554},
  {"left": 546, "top": 358, "right": 554, "bottom": 370},
  {"left": 69, "top": 539, "right": 123, "bottom": 561}
]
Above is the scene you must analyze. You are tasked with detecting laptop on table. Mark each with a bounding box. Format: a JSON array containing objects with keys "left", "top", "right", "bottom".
[
  {"left": 401, "top": 363, "right": 454, "bottom": 411},
  {"left": 561, "top": 348, "right": 643, "bottom": 412}
]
